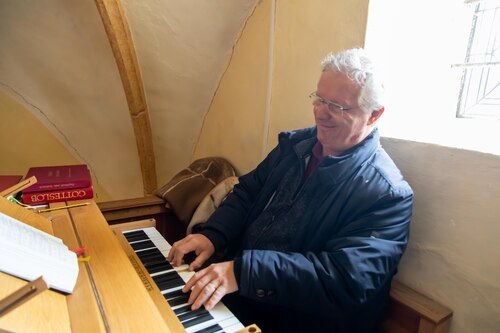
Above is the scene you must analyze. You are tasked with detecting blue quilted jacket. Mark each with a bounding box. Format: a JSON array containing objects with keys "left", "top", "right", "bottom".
[{"left": 200, "top": 127, "right": 413, "bottom": 332}]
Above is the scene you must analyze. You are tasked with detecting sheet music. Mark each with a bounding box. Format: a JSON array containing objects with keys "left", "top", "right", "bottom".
[{"left": 0, "top": 212, "right": 79, "bottom": 293}]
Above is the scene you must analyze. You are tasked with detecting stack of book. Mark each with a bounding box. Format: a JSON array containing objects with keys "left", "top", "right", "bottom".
[{"left": 21, "top": 164, "right": 93, "bottom": 205}]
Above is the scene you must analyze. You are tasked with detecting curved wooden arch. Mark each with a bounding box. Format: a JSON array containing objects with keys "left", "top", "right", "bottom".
[{"left": 94, "top": 0, "right": 157, "bottom": 195}]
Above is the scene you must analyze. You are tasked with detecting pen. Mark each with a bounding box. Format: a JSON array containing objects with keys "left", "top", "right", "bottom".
[{"left": 38, "top": 202, "right": 90, "bottom": 213}]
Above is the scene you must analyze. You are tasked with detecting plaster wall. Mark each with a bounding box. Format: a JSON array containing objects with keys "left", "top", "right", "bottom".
[
  {"left": 383, "top": 139, "right": 500, "bottom": 333},
  {"left": 195, "top": 0, "right": 369, "bottom": 174},
  {"left": 365, "top": 2, "right": 500, "bottom": 330},
  {"left": 121, "top": 0, "right": 259, "bottom": 185},
  {"left": 268, "top": 0, "right": 369, "bottom": 152},
  {"left": 193, "top": 0, "right": 271, "bottom": 174},
  {"left": 0, "top": 91, "right": 111, "bottom": 202},
  {"left": 0, "top": 1, "right": 143, "bottom": 200}
]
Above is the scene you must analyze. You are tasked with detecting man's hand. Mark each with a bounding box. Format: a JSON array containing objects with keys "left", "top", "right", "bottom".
[
  {"left": 167, "top": 234, "right": 215, "bottom": 271},
  {"left": 183, "top": 261, "right": 238, "bottom": 310}
]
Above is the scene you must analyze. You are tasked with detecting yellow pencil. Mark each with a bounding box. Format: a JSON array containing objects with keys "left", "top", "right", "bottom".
[{"left": 38, "top": 202, "right": 90, "bottom": 213}]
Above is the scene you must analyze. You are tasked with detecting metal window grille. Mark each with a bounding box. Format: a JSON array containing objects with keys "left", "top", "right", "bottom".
[{"left": 455, "top": 0, "right": 500, "bottom": 119}]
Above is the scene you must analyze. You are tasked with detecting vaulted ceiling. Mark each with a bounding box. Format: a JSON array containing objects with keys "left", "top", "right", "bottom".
[{"left": 0, "top": 0, "right": 259, "bottom": 199}]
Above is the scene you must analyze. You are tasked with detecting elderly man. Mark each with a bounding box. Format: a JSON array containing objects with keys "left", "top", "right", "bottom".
[{"left": 168, "top": 48, "right": 413, "bottom": 332}]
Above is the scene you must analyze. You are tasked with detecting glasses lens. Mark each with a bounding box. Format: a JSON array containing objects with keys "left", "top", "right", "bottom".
[
  {"left": 309, "top": 92, "right": 347, "bottom": 113},
  {"left": 327, "top": 103, "right": 342, "bottom": 113}
]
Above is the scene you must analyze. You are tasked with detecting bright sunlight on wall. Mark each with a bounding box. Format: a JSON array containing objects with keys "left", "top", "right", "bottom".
[{"left": 365, "top": 0, "right": 500, "bottom": 156}]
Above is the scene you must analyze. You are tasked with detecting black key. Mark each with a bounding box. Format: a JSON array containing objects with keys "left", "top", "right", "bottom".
[
  {"left": 153, "top": 272, "right": 184, "bottom": 290},
  {"left": 178, "top": 308, "right": 208, "bottom": 322},
  {"left": 168, "top": 294, "right": 190, "bottom": 307},
  {"left": 126, "top": 234, "right": 150, "bottom": 242},
  {"left": 136, "top": 248, "right": 163, "bottom": 261},
  {"left": 138, "top": 251, "right": 165, "bottom": 264},
  {"left": 141, "top": 256, "right": 168, "bottom": 268},
  {"left": 123, "top": 230, "right": 148, "bottom": 242},
  {"left": 131, "top": 240, "right": 156, "bottom": 251},
  {"left": 153, "top": 271, "right": 180, "bottom": 284},
  {"left": 137, "top": 254, "right": 169, "bottom": 268},
  {"left": 182, "top": 312, "right": 213, "bottom": 329},
  {"left": 174, "top": 304, "right": 192, "bottom": 316},
  {"left": 194, "top": 324, "right": 223, "bottom": 333},
  {"left": 164, "top": 289, "right": 185, "bottom": 300},
  {"left": 137, "top": 252, "right": 169, "bottom": 266},
  {"left": 145, "top": 262, "right": 173, "bottom": 274},
  {"left": 123, "top": 230, "right": 147, "bottom": 237},
  {"left": 160, "top": 277, "right": 184, "bottom": 291}
]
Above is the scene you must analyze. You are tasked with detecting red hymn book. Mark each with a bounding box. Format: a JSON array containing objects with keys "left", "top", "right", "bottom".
[
  {"left": 21, "top": 164, "right": 93, "bottom": 205},
  {"left": 0, "top": 175, "right": 23, "bottom": 193}
]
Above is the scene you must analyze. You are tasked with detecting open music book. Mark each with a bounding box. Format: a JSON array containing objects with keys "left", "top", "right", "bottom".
[{"left": 0, "top": 212, "right": 79, "bottom": 294}]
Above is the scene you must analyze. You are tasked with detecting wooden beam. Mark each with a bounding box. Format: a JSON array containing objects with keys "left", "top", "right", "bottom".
[{"left": 94, "top": 0, "right": 157, "bottom": 195}]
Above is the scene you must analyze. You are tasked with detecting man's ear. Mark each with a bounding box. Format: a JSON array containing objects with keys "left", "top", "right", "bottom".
[{"left": 367, "top": 107, "right": 385, "bottom": 125}]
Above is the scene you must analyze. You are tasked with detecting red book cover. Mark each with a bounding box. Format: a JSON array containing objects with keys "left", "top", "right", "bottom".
[
  {"left": 23, "top": 164, "right": 92, "bottom": 193},
  {"left": 21, "top": 185, "right": 94, "bottom": 205},
  {"left": 0, "top": 175, "right": 23, "bottom": 192}
]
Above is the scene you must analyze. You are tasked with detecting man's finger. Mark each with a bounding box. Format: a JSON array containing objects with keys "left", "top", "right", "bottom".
[
  {"left": 188, "top": 251, "right": 210, "bottom": 271},
  {"left": 168, "top": 240, "right": 192, "bottom": 266},
  {"left": 167, "top": 241, "right": 182, "bottom": 263},
  {"left": 205, "top": 285, "right": 226, "bottom": 310},
  {"left": 166, "top": 244, "right": 175, "bottom": 262},
  {"left": 169, "top": 248, "right": 185, "bottom": 267},
  {"left": 187, "top": 274, "right": 213, "bottom": 309},
  {"left": 183, "top": 269, "right": 202, "bottom": 293},
  {"left": 192, "top": 281, "right": 218, "bottom": 310}
]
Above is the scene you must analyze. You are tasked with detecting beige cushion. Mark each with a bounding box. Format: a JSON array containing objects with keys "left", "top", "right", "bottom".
[{"left": 187, "top": 176, "right": 239, "bottom": 234}]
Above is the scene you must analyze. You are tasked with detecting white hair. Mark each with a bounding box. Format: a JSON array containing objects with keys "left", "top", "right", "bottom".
[{"left": 321, "top": 48, "right": 384, "bottom": 114}]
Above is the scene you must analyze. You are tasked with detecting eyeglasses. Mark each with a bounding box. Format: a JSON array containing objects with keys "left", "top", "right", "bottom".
[{"left": 309, "top": 92, "right": 356, "bottom": 113}]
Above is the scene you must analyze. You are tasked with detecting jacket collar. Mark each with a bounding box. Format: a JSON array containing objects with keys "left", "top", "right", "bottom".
[{"left": 278, "top": 126, "right": 381, "bottom": 184}]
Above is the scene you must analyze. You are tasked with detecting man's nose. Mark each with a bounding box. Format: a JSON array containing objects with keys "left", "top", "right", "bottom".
[{"left": 314, "top": 103, "right": 330, "bottom": 118}]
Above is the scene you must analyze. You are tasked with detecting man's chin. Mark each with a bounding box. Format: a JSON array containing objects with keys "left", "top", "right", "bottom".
[{"left": 317, "top": 132, "right": 337, "bottom": 143}]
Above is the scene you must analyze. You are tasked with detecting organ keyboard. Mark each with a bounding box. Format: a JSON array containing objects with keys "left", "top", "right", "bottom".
[{"left": 121, "top": 227, "right": 245, "bottom": 333}]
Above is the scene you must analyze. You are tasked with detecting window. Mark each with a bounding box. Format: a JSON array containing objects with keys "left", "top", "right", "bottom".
[
  {"left": 455, "top": 0, "right": 500, "bottom": 119},
  {"left": 365, "top": 0, "right": 500, "bottom": 155}
]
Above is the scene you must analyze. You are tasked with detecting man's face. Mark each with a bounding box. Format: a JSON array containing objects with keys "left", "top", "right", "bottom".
[{"left": 313, "top": 70, "right": 377, "bottom": 156}]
